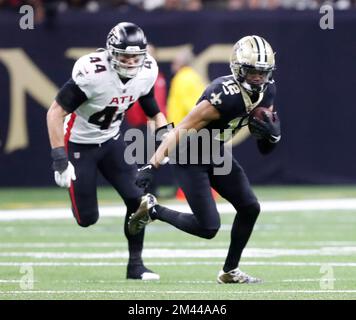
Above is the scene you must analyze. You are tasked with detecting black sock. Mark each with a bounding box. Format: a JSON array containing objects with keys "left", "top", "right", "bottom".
[
  {"left": 124, "top": 197, "right": 144, "bottom": 266},
  {"left": 223, "top": 203, "right": 260, "bottom": 272}
]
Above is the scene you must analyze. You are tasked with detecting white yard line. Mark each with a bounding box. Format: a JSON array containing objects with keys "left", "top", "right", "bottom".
[
  {"left": 1, "top": 198, "right": 356, "bottom": 220},
  {"left": 0, "top": 261, "right": 356, "bottom": 267},
  {"left": 1, "top": 289, "right": 356, "bottom": 295},
  {"left": 7, "top": 279, "right": 346, "bottom": 284},
  {"left": 1, "top": 241, "right": 356, "bottom": 248},
  {"left": 0, "top": 247, "right": 356, "bottom": 259}
]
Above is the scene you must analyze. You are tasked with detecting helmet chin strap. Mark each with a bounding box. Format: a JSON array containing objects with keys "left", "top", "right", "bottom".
[
  {"left": 110, "top": 60, "right": 141, "bottom": 79},
  {"left": 119, "top": 68, "right": 138, "bottom": 79},
  {"left": 241, "top": 81, "right": 265, "bottom": 93}
]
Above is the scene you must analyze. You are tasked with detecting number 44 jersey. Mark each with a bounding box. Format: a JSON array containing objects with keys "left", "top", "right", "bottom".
[{"left": 64, "top": 50, "right": 158, "bottom": 144}]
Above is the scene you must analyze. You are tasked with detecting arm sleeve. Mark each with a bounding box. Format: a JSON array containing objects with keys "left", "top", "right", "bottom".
[
  {"left": 55, "top": 78, "right": 88, "bottom": 113},
  {"left": 138, "top": 87, "right": 161, "bottom": 118}
]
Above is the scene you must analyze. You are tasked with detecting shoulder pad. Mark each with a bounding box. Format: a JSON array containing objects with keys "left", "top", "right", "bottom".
[
  {"left": 72, "top": 51, "right": 109, "bottom": 87},
  {"left": 206, "top": 76, "right": 240, "bottom": 107},
  {"left": 138, "top": 53, "right": 158, "bottom": 95},
  {"left": 140, "top": 53, "right": 158, "bottom": 79}
]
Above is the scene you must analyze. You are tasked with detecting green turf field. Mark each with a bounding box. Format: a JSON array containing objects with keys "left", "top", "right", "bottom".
[{"left": 0, "top": 186, "right": 356, "bottom": 300}]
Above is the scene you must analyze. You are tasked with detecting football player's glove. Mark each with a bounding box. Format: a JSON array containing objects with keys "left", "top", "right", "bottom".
[
  {"left": 54, "top": 162, "right": 76, "bottom": 188},
  {"left": 136, "top": 164, "right": 157, "bottom": 189},
  {"left": 51, "top": 147, "right": 76, "bottom": 188},
  {"left": 249, "top": 111, "right": 281, "bottom": 143}
]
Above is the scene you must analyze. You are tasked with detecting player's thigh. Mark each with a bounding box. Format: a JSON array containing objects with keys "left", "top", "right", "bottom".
[
  {"left": 98, "top": 138, "right": 143, "bottom": 200},
  {"left": 210, "top": 155, "right": 258, "bottom": 210},
  {"left": 172, "top": 164, "right": 220, "bottom": 229},
  {"left": 67, "top": 142, "right": 100, "bottom": 225}
]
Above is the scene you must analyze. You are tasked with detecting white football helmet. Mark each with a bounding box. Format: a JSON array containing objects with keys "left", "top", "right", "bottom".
[
  {"left": 106, "top": 22, "right": 147, "bottom": 79},
  {"left": 230, "top": 35, "right": 275, "bottom": 93}
]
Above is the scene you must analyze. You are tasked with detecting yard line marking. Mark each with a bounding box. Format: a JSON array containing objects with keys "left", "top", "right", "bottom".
[
  {"left": 0, "top": 278, "right": 349, "bottom": 284},
  {"left": 0, "top": 242, "right": 126, "bottom": 248},
  {"left": 43, "top": 279, "right": 353, "bottom": 284},
  {"left": 2, "top": 290, "right": 356, "bottom": 295},
  {"left": 1, "top": 241, "right": 356, "bottom": 248},
  {"left": 1, "top": 247, "right": 356, "bottom": 259},
  {"left": 2, "top": 198, "right": 356, "bottom": 220},
  {"left": 1, "top": 261, "right": 356, "bottom": 267}
]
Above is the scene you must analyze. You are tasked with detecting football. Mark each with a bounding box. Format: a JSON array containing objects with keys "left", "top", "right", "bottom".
[
  {"left": 248, "top": 107, "right": 273, "bottom": 123},
  {"left": 248, "top": 107, "right": 275, "bottom": 136}
]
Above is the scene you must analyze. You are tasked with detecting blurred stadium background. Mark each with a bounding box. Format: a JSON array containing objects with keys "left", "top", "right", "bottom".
[{"left": 0, "top": 0, "right": 356, "bottom": 300}]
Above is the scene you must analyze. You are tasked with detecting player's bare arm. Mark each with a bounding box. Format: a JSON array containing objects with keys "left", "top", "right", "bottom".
[
  {"left": 47, "top": 100, "right": 69, "bottom": 149},
  {"left": 150, "top": 99, "right": 220, "bottom": 168},
  {"left": 47, "top": 100, "right": 76, "bottom": 188}
]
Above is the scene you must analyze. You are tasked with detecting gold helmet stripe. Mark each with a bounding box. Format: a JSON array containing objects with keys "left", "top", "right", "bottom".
[
  {"left": 252, "top": 36, "right": 261, "bottom": 63},
  {"left": 246, "top": 37, "right": 257, "bottom": 65}
]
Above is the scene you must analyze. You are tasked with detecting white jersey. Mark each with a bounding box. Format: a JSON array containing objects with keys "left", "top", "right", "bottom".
[{"left": 65, "top": 50, "right": 158, "bottom": 144}]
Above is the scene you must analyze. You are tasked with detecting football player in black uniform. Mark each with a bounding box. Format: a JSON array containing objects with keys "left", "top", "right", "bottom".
[{"left": 130, "top": 35, "right": 281, "bottom": 283}]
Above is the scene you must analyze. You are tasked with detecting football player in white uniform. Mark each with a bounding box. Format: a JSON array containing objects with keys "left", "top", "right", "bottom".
[{"left": 47, "top": 22, "right": 168, "bottom": 280}]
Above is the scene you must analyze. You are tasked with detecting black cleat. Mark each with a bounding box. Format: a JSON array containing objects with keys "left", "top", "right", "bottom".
[{"left": 127, "top": 264, "right": 160, "bottom": 281}]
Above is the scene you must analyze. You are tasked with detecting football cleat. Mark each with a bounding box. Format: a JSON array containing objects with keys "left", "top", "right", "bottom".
[
  {"left": 128, "top": 193, "right": 157, "bottom": 235},
  {"left": 217, "top": 268, "right": 262, "bottom": 284},
  {"left": 127, "top": 264, "right": 160, "bottom": 281}
]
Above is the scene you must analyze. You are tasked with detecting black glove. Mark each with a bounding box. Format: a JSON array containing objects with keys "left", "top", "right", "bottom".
[
  {"left": 136, "top": 164, "right": 157, "bottom": 189},
  {"left": 249, "top": 111, "right": 281, "bottom": 143}
]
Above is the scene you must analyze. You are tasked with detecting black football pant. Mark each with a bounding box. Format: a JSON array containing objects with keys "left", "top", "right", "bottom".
[
  {"left": 67, "top": 135, "right": 146, "bottom": 266},
  {"left": 153, "top": 150, "right": 260, "bottom": 272}
]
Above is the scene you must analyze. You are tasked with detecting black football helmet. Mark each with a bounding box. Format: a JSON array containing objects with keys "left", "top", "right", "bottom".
[{"left": 106, "top": 22, "right": 147, "bottom": 78}]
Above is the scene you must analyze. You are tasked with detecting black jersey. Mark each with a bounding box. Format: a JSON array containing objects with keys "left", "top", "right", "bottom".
[
  {"left": 173, "top": 75, "right": 276, "bottom": 165},
  {"left": 197, "top": 75, "right": 276, "bottom": 142}
]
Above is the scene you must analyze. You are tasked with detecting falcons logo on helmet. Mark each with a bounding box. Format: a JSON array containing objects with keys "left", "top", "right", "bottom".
[{"left": 107, "top": 29, "right": 120, "bottom": 46}]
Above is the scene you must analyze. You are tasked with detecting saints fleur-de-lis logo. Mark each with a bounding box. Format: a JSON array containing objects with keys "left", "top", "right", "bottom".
[{"left": 210, "top": 92, "right": 222, "bottom": 105}]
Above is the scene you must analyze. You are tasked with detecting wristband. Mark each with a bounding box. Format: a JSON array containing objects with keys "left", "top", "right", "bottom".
[{"left": 51, "top": 147, "right": 68, "bottom": 173}]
